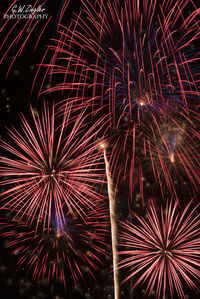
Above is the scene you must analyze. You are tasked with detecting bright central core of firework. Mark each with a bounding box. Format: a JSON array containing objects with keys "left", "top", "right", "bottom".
[
  {"left": 50, "top": 169, "right": 56, "bottom": 177},
  {"left": 135, "top": 91, "right": 150, "bottom": 107},
  {"left": 169, "top": 152, "right": 175, "bottom": 163},
  {"left": 162, "top": 249, "right": 173, "bottom": 258},
  {"left": 139, "top": 99, "right": 144, "bottom": 106},
  {"left": 44, "top": 165, "right": 61, "bottom": 181}
]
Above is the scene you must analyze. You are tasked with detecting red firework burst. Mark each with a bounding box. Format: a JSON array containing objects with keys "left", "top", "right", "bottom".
[
  {"left": 35, "top": 0, "right": 200, "bottom": 200},
  {"left": 119, "top": 200, "right": 200, "bottom": 298},
  {"left": 0, "top": 103, "right": 105, "bottom": 230},
  {"left": 40, "top": 0, "right": 200, "bottom": 121},
  {"left": 0, "top": 201, "right": 109, "bottom": 288}
]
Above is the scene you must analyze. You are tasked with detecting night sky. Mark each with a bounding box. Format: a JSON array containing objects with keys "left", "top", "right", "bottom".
[{"left": 0, "top": 1, "right": 200, "bottom": 299}]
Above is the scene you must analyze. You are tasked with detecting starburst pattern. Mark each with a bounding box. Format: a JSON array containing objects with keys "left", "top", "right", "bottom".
[
  {"left": 0, "top": 103, "right": 105, "bottom": 230},
  {"left": 42, "top": 0, "right": 200, "bottom": 124},
  {"left": 119, "top": 200, "right": 200, "bottom": 298},
  {"left": 0, "top": 0, "right": 200, "bottom": 297},
  {"left": 38, "top": 0, "right": 200, "bottom": 198}
]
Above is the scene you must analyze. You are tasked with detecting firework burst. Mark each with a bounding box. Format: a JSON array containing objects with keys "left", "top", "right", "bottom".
[
  {"left": 42, "top": 0, "right": 200, "bottom": 122},
  {"left": 134, "top": 117, "right": 200, "bottom": 200},
  {"left": 37, "top": 0, "right": 200, "bottom": 198},
  {"left": 0, "top": 202, "right": 109, "bottom": 288},
  {"left": 0, "top": 103, "right": 105, "bottom": 230},
  {"left": 119, "top": 200, "right": 200, "bottom": 298}
]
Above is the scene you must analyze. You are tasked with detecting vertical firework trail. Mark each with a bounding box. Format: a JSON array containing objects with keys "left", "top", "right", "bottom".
[{"left": 101, "top": 143, "right": 119, "bottom": 299}]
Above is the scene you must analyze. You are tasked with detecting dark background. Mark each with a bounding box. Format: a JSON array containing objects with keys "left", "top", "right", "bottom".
[
  {"left": 0, "top": 1, "right": 199, "bottom": 299},
  {"left": 0, "top": 1, "right": 119, "bottom": 299}
]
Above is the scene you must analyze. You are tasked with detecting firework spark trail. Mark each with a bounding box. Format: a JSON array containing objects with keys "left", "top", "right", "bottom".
[
  {"left": 0, "top": 0, "right": 200, "bottom": 294},
  {"left": 0, "top": 0, "right": 72, "bottom": 74},
  {"left": 35, "top": 0, "right": 200, "bottom": 200},
  {"left": 41, "top": 0, "right": 200, "bottom": 118},
  {"left": 101, "top": 143, "right": 119, "bottom": 299},
  {"left": 0, "top": 103, "right": 106, "bottom": 230},
  {"left": 137, "top": 119, "right": 200, "bottom": 200},
  {"left": 0, "top": 202, "right": 109, "bottom": 287},
  {"left": 119, "top": 200, "right": 200, "bottom": 298}
]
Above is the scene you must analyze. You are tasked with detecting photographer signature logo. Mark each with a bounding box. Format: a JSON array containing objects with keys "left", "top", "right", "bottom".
[{"left": 4, "top": 4, "right": 49, "bottom": 19}]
